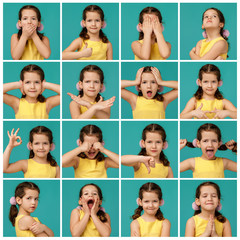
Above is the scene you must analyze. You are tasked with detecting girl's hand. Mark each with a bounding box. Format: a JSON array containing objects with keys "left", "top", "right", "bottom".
[
  {"left": 81, "top": 43, "right": 92, "bottom": 58},
  {"left": 7, "top": 128, "right": 22, "bottom": 148},
  {"left": 67, "top": 93, "right": 91, "bottom": 108},
  {"left": 135, "top": 67, "right": 144, "bottom": 85},
  {"left": 90, "top": 196, "right": 100, "bottom": 216},
  {"left": 225, "top": 140, "right": 236, "bottom": 151},
  {"left": 141, "top": 156, "right": 155, "bottom": 174},
  {"left": 151, "top": 67, "right": 163, "bottom": 85},
  {"left": 19, "top": 80, "right": 25, "bottom": 95},
  {"left": 79, "top": 141, "right": 91, "bottom": 153},
  {"left": 41, "top": 79, "right": 46, "bottom": 94},
  {"left": 202, "top": 216, "right": 213, "bottom": 237},
  {"left": 93, "top": 96, "right": 115, "bottom": 110},
  {"left": 22, "top": 24, "right": 36, "bottom": 39},
  {"left": 93, "top": 142, "right": 104, "bottom": 152},
  {"left": 212, "top": 109, "right": 230, "bottom": 119},
  {"left": 81, "top": 197, "right": 91, "bottom": 216},
  {"left": 210, "top": 216, "right": 219, "bottom": 237},
  {"left": 180, "top": 139, "right": 187, "bottom": 150},
  {"left": 29, "top": 222, "right": 45, "bottom": 235},
  {"left": 192, "top": 103, "right": 209, "bottom": 119},
  {"left": 152, "top": 15, "right": 163, "bottom": 35},
  {"left": 142, "top": 15, "right": 153, "bottom": 36},
  {"left": 215, "top": 56, "right": 224, "bottom": 60}
]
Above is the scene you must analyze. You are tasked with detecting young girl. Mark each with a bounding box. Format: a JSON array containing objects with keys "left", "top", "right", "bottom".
[
  {"left": 131, "top": 182, "right": 170, "bottom": 237},
  {"left": 70, "top": 183, "right": 111, "bottom": 237},
  {"left": 9, "top": 182, "right": 54, "bottom": 237},
  {"left": 121, "top": 124, "right": 173, "bottom": 178},
  {"left": 3, "top": 64, "right": 60, "bottom": 119},
  {"left": 189, "top": 8, "right": 228, "bottom": 60},
  {"left": 62, "top": 5, "right": 112, "bottom": 60},
  {"left": 62, "top": 124, "right": 119, "bottom": 178},
  {"left": 11, "top": 5, "right": 51, "bottom": 60},
  {"left": 121, "top": 66, "right": 178, "bottom": 119},
  {"left": 3, "top": 126, "right": 60, "bottom": 178},
  {"left": 67, "top": 65, "right": 115, "bottom": 119},
  {"left": 180, "top": 123, "right": 237, "bottom": 178},
  {"left": 185, "top": 182, "right": 232, "bottom": 237},
  {"left": 132, "top": 7, "right": 171, "bottom": 60},
  {"left": 180, "top": 64, "right": 237, "bottom": 119}
]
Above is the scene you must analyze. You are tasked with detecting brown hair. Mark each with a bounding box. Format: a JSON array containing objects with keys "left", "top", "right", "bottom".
[
  {"left": 9, "top": 182, "right": 40, "bottom": 226},
  {"left": 79, "top": 5, "right": 108, "bottom": 43},
  {"left": 138, "top": 7, "right": 162, "bottom": 40},
  {"left": 29, "top": 126, "right": 57, "bottom": 166},
  {"left": 79, "top": 183, "right": 107, "bottom": 222},
  {"left": 194, "top": 64, "right": 223, "bottom": 100},
  {"left": 138, "top": 66, "right": 164, "bottom": 102},
  {"left": 138, "top": 124, "right": 169, "bottom": 166},
  {"left": 20, "top": 64, "right": 46, "bottom": 102},
  {"left": 132, "top": 182, "right": 164, "bottom": 220},
  {"left": 194, "top": 181, "right": 226, "bottom": 223},
  {"left": 17, "top": 5, "right": 44, "bottom": 40},
  {"left": 78, "top": 65, "right": 104, "bottom": 102},
  {"left": 78, "top": 125, "right": 105, "bottom": 161}
]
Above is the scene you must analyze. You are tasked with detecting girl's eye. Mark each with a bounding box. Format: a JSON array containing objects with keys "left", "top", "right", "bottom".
[
  {"left": 35, "top": 198, "right": 39, "bottom": 201},
  {"left": 94, "top": 81, "right": 100, "bottom": 84},
  {"left": 151, "top": 81, "right": 156, "bottom": 84},
  {"left": 142, "top": 81, "right": 147, "bottom": 84}
]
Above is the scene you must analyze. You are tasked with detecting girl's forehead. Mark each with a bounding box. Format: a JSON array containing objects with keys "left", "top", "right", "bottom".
[
  {"left": 141, "top": 72, "right": 155, "bottom": 81},
  {"left": 21, "top": 9, "right": 38, "bottom": 17},
  {"left": 202, "top": 72, "right": 218, "bottom": 80},
  {"left": 204, "top": 9, "right": 218, "bottom": 16},
  {"left": 143, "top": 13, "right": 158, "bottom": 19},
  {"left": 83, "top": 134, "right": 99, "bottom": 141},
  {"left": 82, "top": 185, "right": 99, "bottom": 193},
  {"left": 32, "top": 133, "right": 49, "bottom": 141},
  {"left": 85, "top": 11, "right": 101, "bottom": 19},
  {"left": 24, "top": 188, "right": 39, "bottom": 196},
  {"left": 145, "top": 131, "right": 163, "bottom": 140},
  {"left": 200, "top": 130, "right": 218, "bottom": 139},
  {"left": 200, "top": 185, "right": 217, "bottom": 194},
  {"left": 83, "top": 71, "right": 101, "bottom": 81},
  {"left": 142, "top": 191, "right": 159, "bottom": 199},
  {"left": 23, "top": 71, "right": 41, "bottom": 80}
]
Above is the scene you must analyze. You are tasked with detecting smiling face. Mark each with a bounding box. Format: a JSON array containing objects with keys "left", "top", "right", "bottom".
[
  {"left": 197, "top": 131, "right": 220, "bottom": 160},
  {"left": 29, "top": 134, "right": 51, "bottom": 158},
  {"left": 79, "top": 185, "right": 101, "bottom": 209},
  {"left": 82, "top": 134, "right": 100, "bottom": 159},
  {"left": 139, "top": 72, "right": 158, "bottom": 99},
  {"left": 83, "top": 11, "right": 103, "bottom": 34},
  {"left": 202, "top": 9, "right": 224, "bottom": 30},
  {"left": 18, "top": 9, "right": 40, "bottom": 29},
  {"left": 199, "top": 73, "right": 219, "bottom": 97}
]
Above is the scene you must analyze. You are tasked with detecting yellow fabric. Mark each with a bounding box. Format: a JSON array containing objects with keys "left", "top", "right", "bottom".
[
  {"left": 193, "top": 215, "right": 223, "bottom": 237},
  {"left": 133, "top": 96, "right": 165, "bottom": 119},
  {"left": 137, "top": 216, "right": 163, "bottom": 237},
  {"left": 24, "top": 159, "right": 56, "bottom": 178},
  {"left": 195, "top": 99, "right": 223, "bottom": 119},
  {"left": 20, "top": 39, "right": 44, "bottom": 60},
  {"left": 200, "top": 37, "right": 228, "bottom": 60},
  {"left": 135, "top": 40, "right": 165, "bottom": 60},
  {"left": 80, "top": 104, "right": 97, "bottom": 119},
  {"left": 79, "top": 209, "right": 101, "bottom": 237},
  {"left": 134, "top": 162, "right": 169, "bottom": 178},
  {"left": 15, "top": 98, "right": 48, "bottom": 119},
  {"left": 193, "top": 157, "right": 224, "bottom": 178},
  {"left": 78, "top": 39, "right": 107, "bottom": 60},
  {"left": 74, "top": 157, "right": 107, "bottom": 178},
  {"left": 15, "top": 215, "right": 40, "bottom": 237}
]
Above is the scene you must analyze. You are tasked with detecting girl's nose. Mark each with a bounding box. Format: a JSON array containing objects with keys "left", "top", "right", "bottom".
[{"left": 90, "top": 81, "right": 94, "bottom": 87}]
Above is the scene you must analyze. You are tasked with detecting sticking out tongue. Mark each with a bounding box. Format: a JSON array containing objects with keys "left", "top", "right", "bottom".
[
  {"left": 87, "top": 200, "right": 94, "bottom": 209},
  {"left": 206, "top": 150, "right": 214, "bottom": 158},
  {"left": 147, "top": 91, "right": 152, "bottom": 97}
]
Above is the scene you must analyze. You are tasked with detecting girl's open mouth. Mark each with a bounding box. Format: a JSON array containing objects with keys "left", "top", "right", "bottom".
[
  {"left": 206, "top": 149, "right": 214, "bottom": 158},
  {"left": 147, "top": 91, "right": 152, "bottom": 97},
  {"left": 87, "top": 199, "right": 94, "bottom": 209}
]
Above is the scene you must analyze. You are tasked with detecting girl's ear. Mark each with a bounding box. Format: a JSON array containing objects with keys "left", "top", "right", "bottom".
[
  {"left": 197, "top": 79, "right": 202, "bottom": 87},
  {"left": 16, "top": 196, "right": 22, "bottom": 205},
  {"left": 195, "top": 198, "right": 200, "bottom": 207},
  {"left": 140, "top": 139, "right": 145, "bottom": 148},
  {"left": 78, "top": 198, "right": 82, "bottom": 205},
  {"left": 138, "top": 23, "right": 143, "bottom": 31},
  {"left": 18, "top": 20, "right": 22, "bottom": 28},
  {"left": 28, "top": 142, "right": 33, "bottom": 150},
  {"left": 138, "top": 198, "right": 143, "bottom": 207},
  {"left": 196, "top": 139, "right": 201, "bottom": 148},
  {"left": 219, "top": 22, "right": 224, "bottom": 28},
  {"left": 81, "top": 20, "right": 86, "bottom": 28},
  {"left": 78, "top": 81, "right": 83, "bottom": 90}
]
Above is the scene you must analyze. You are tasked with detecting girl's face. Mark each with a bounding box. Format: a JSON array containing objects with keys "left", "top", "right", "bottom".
[
  {"left": 19, "top": 9, "right": 40, "bottom": 29},
  {"left": 140, "top": 72, "right": 158, "bottom": 99},
  {"left": 197, "top": 131, "right": 221, "bottom": 160},
  {"left": 83, "top": 11, "right": 103, "bottom": 34},
  {"left": 17, "top": 189, "right": 39, "bottom": 213},
  {"left": 79, "top": 185, "right": 101, "bottom": 209},
  {"left": 79, "top": 71, "right": 102, "bottom": 98},
  {"left": 199, "top": 73, "right": 219, "bottom": 96},
  {"left": 22, "top": 72, "right": 42, "bottom": 98},
  {"left": 82, "top": 134, "right": 100, "bottom": 159},
  {"left": 139, "top": 191, "right": 161, "bottom": 216},
  {"left": 195, "top": 186, "right": 220, "bottom": 212},
  {"left": 142, "top": 132, "right": 164, "bottom": 158},
  {"left": 202, "top": 9, "right": 223, "bottom": 30},
  {"left": 29, "top": 134, "right": 51, "bottom": 158}
]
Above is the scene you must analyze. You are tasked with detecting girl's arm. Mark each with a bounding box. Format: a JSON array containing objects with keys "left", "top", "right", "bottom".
[
  {"left": 223, "top": 158, "right": 237, "bottom": 172},
  {"left": 31, "top": 33, "right": 51, "bottom": 59},
  {"left": 62, "top": 38, "right": 92, "bottom": 60},
  {"left": 167, "top": 166, "right": 174, "bottom": 178},
  {"left": 161, "top": 219, "right": 171, "bottom": 237},
  {"left": 44, "top": 81, "right": 60, "bottom": 113},
  {"left": 180, "top": 158, "right": 195, "bottom": 172},
  {"left": 130, "top": 219, "right": 140, "bottom": 237},
  {"left": 106, "top": 42, "right": 113, "bottom": 60},
  {"left": 11, "top": 33, "right": 28, "bottom": 60},
  {"left": 222, "top": 219, "right": 232, "bottom": 237},
  {"left": 185, "top": 217, "right": 195, "bottom": 237},
  {"left": 29, "top": 221, "right": 54, "bottom": 237},
  {"left": 91, "top": 213, "right": 111, "bottom": 237},
  {"left": 212, "top": 99, "right": 237, "bottom": 119},
  {"left": 55, "top": 166, "right": 60, "bottom": 178}
]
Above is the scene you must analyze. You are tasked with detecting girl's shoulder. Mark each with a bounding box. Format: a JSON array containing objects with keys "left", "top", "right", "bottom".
[
  {"left": 11, "top": 33, "right": 18, "bottom": 39},
  {"left": 131, "top": 218, "right": 140, "bottom": 227},
  {"left": 186, "top": 216, "right": 195, "bottom": 226},
  {"left": 71, "top": 208, "right": 80, "bottom": 216},
  {"left": 162, "top": 218, "right": 171, "bottom": 226},
  {"left": 18, "top": 215, "right": 37, "bottom": 230}
]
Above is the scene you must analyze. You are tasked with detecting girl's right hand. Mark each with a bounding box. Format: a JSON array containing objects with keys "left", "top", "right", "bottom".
[
  {"left": 203, "top": 215, "right": 213, "bottom": 237},
  {"left": 22, "top": 24, "right": 36, "bottom": 39},
  {"left": 81, "top": 197, "right": 91, "bottom": 216},
  {"left": 142, "top": 15, "right": 153, "bottom": 36},
  {"left": 135, "top": 67, "right": 144, "bottom": 85},
  {"left": 81, "top": 43, "right": 92, "bottom": 58},
  {"left": 93, "top": 96, "right": 115, "bottom": 110},
  {"left": 180, "top": 139, "right": 187, "bottom": 150},
  {"left": 141, "top": 156, "right": 155, "bottom": 174},
  {"left": 79, "top": 141, "right": 91, "bottom": 153},
  {"left": 225, "top": 140, "right": 236, "bottom": 151},
  {"left": 67, "top": 93, "right": 91, "bottom": 108},
  {"left": 19, "top": 80, "right": 25, "bottom": 95},
  {"left": 192, "top": 103, "right": 209, "bottom": 119},
  {"left": 7, "top": 128, "right": 22, "bottom": 148}
]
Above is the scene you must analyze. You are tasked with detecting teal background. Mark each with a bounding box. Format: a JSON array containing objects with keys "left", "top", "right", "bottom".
[
  {"left": 62, "top": 62, "right": 119, "bottom": 119},
  {"left": 62, "top": 3, "right": 119, "bottom": 60},
  {"left": 121, "top": 180, "right": 178, "bottom": 237},
  {"left": 3, "top": 3, "right": 60, "bottom": 60},
  {"left": 3, "top": 180, "right": 60, "bottom": 237},
  {"left": 121, "top": 121, "right": 178, "bottom": 178},
  {"left": 121, "top": 62, "right": 178, "bottom": 119},
  {"left": 180, "top": 121, "right": 237, "bottom": 178},
  {"left": 180, "top": 3, "right": 237, "bottom": 60},
  {"left": 62, "top": 180, "right": 119, "bottom": 237},
  {"left": 180, "top": 180, "right": 237, "bottom": 237},
  {"left": 62, "top": 121, "right": 119, "bottom": 178},
  {"left": 121, "top": 3, "right": 178, "bottom": 60},
  {"left": 3, "top": 121, "right": 60, "bottom": 178},
  {"left": 3, "top": 62, "right": 60, "bottom": 119},
  {"left": 180, "top": 62, "right": 237, "bottom": 119}
]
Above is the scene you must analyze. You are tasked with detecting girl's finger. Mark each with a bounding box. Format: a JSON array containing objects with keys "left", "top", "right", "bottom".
[
  {"left": 7, "top": 131, "right": 11, "bottom": 138},
  {"left": 15, "top": 128, "right": 20, "bottom": 136},
  {"left": 11, "top": 128, "right": 15, "bottom": 136}
]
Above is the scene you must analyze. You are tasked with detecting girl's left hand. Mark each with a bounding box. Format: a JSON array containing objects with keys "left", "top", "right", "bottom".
[
  {"left": 41, "top": 79, "right": 46, "bottom": 94},
  {"left": 29, "top": 222, "right": 44, "bottom": 235},
  {"left": 152, "top": 15, "right": 162, "bottom": 35},
  {"left": 151, "top": 67, "right": 163, "bottom": 85},
  {"left": 225, "top": 140, "right": 236, "bottom": 150},
  {"left": 212, "top": 109, "right": 229, "bottom": 119},
  {"left": 93, "top": 142, "right": 104, "bottom": 152},
  {"left": 90, "top": 196, "right": 100, "bottom": 216},
  {"left": 67, "top": 93, "right": 91, "bottom": 108},
  {"left": 93, "top": 96, "right": 115, "bottom": 110},
  {"left": 210, "top": 215, "right": 218, "bottom": 237}
]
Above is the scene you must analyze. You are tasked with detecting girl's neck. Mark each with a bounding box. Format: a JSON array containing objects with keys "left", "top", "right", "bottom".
[
  {"left": 18, "top": 207, "right": 31, "bottom": 216},
  {"left": 205, "top": 29, "right": 222, "bottom": 41},
  {"left": 32, "top": 155, "right": 49, "bottom": 164},
  {"left": 24, "top": 96, "right": 38, "bottom": 103},
  {"left": 198, "top": 209, "right": 216, "bottom": 220},
  {"left": 82, "top": 94, "right": 96, "bottom": 103},
  {"left": 141, "top": 212, "right": 158, "bottom": 222},
  {"left": 87, "top": 31, "right": 101, "bottom": 41},
  {"left": 202, "top": 92, "right": 216, "bottom": 100}
]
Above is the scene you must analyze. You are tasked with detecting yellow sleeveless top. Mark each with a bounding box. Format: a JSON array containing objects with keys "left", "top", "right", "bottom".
[
  {"left": 24, "top": 159, "right": 56, "bottom": 178},
  {"left": 134, "top": 162, "right": 169, "bottom": 178},
  {"left": 136, "top": 216, "right": 163, "bottom": 237},
  {"left": 200, "top": 37, "right": 228, "bottom": 60},
  {"left": 15, "top": 98, "right": 48, "bottom": 119},
  {"left": 195, "top": 98, "right": 223, "bottom": 119},
  {"left": 20, "top": 39, "right": 44, "bottom": 60},
  {"left": 78, "top": 39, "right": 107, "bottom": 60},
  {"left": 79, "top": 209, "right": 100, "bottom": 237},
  {"left": 193, "top": 215, "right": 223, "bottom": 237},
  {"left": 193, "top": 157, "right": 224, "bottom": 178},
  {"left": 133, "top": 96, "right": 165, "bottom": 119},
  {"left": 15, "top": 215, "right": 40, "bottom": 237},
  {"left": 80, "top": 104, "right": 97, "bottom": 119},
  {"left": 74, "top": 157, "right": 107, "bottom": 178},
  {"left": 135, "top": 40, "right": 165, "bottom": 60}
]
